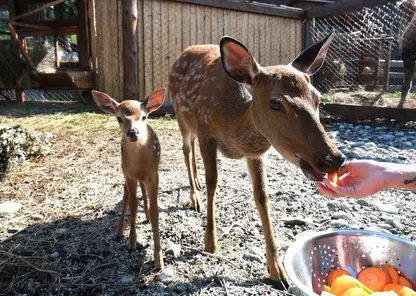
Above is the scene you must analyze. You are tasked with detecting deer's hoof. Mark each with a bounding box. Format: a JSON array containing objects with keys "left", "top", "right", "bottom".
[
  {"left": 115, "top": 235, "right": 123, "bottom": 242},
  {"left": 141, "top": 219, "right": 150, "bottom": 225},
  {"left": 270, "top": 278, "right": 290, "bottom": 291}
]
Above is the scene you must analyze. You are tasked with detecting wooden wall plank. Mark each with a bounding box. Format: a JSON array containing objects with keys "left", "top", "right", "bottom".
[
  {"left": 270, "top": 17, "right": 280, "bottom": 65},
  {"left": 196, "top": 5, "right": 204, "bottom": 44},
  {"left": 253, "top": 14, "right": 260, "bottom": 61},
  {"left": 203, "top": 6, "right": 211, "bottom": 44},
  {"left": 153, "top": 0, "right": 162, "bottom": 93},
  {"left": 174, "top": 2, "right": 182, "bottom": 57},
  {"left": 144, "top": 0, "right": 153, "bottom": 96},
  {"left": 190, "top": 4, "right": 197, "bottom": 45},
  {"left": 117, "top": 0, "right": 123, "bottom": 99},
  {"left": 161, "top": 0, "right": 169, "bottom": 91},
  {"left": 138, "top": 0, "right": 145, "bottom": 100},
  {"left": 167, "top": 1, "right": 176, "bottom": 73},
  {"left": 109, "top": 0, "right": 119, "bottom": 98},
  {"left": 182, "top": 4, "right": 190, "bottom": 50},
  {"left": 280, "top": 18, "right": 290, "bottom": 63},
  {"left": 101, "top": 0, "right": 110, "bottom": 94},
  {"left": 88, "top": 0, "right": 98, "bottom": 88},
  {"left": 247, "top": 12, "right": 255, "bottom": 54},
  {"left": 211, "top": 7, "right": 219, "bottom": 43}
]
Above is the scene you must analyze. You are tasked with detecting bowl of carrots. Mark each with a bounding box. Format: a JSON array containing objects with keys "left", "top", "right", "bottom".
[{"left": 283, "top": 229, "right": 416, "bottom": 296}]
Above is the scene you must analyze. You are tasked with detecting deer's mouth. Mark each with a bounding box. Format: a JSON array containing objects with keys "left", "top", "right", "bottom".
[{"left": 298, "top": 158, "right": 326, "bottom": 181}]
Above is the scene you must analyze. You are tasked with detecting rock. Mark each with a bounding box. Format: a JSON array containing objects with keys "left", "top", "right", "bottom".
[
  {"left": 378, "top": 204, "right": 399, "bottom": 215},
  {"left": 283, "top": 217, "right": 314, "bottom": 226},
  {"left": 356, "top": 199, "right": 370, "bottom": 207},
  {"left": 352, "top": 141, "right": 365, "bottom": 147},
  {"left": 398, "top": 155, "right": 408, "bottom": 160},
  {"left": 7, "top": 226, "right": 23, "bottom": 233},
  {"left": 364, "top": 142, "right": 377, "bottom": 148},
  {"left": 381, "top": 215, "right": 395, "bottom": 224},
  {"left": 340, "top": 202, "right": 352, "bottom": 211},
  {"left": 364, "top": 226, "right": 383, "bottom": 233},
  {"left": 377, "top": 223, "right": 392, "bottom": 230},
  {"left": 49, "top": 251, "right": 59, "bottom": 260},
  {"left": 327, "top": 200, "right": 340, "bottom": 210},
  {"left": 383, "top": 135, "right": 394, "bottom": 141},
  {"left": 120, "top": 276, "right": 134, "bottom": 284},
  {"left": 404, "top": 141, "right": 412, "bottom": 147},
  {"left": 329, "top": 219, "right": 350, "bottom": 228},
  {"left": 0, "top": 201, "right": 22, "bottom": 214},
  {"left": 395, "top": 132, "right": 405, "bottom": 136},
  {"left": 332, "top": 211, "right": 349, "bottom": 220},
  {"left": 30, "top": 213, "right": 44, "bottom": 220},
  {"left": 157, "top": 266, "right": 175, "bottom": 283},
  {"left": 166, "top": 243, "right": 181, "bottom": 258},
  {"left": 243, "top": 252, "right": 263, "bottom": 263},
  {"left": 392, "top": 220, "right": 403, "bottom": 230},
  {"left": 364, "top": 125, "right": 371, "bottom": 129}
]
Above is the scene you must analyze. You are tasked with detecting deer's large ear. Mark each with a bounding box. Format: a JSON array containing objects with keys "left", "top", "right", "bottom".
[
  {"left": 220, "top": 36, "right": 260, "bottom": 85},
  {"left": 91, "top": 90, "right": 119, "bottom": 114},
  {"left": 290, "top": 32, "right": 335, "bottom": 75},
  {"left": 144, "top": 88, "right": 165, "bottom": 114}
]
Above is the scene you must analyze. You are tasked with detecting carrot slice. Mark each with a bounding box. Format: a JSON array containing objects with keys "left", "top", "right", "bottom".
[
  {"left": 328, "top": 172, "right": 339, "bottom": 184},
  {"left": 331, "top": 275, "right": 373, "bottom": 296},
  {"left": 342, "top": 287, "right": 369, "bottom": 296},
  {"left": 357, "top": 267, "right": 391, "bottom": 292},
  {"left": 399, "top": 276, "right": 414, "bottom": 290},
  {"left": 327, "top": 269, "right": 352, "bottom": 286},
  {"left": 398, "top": 286, "right": 416, "bottom": 296},
  {"left": 323, "top": 285, "right": 332, "bottom": 292},
  {"left": 382, "top": 264, "right": 399, "bottom": 284},
  {"left": 384, "top": 284, "right": 405, "bottom": 293}
]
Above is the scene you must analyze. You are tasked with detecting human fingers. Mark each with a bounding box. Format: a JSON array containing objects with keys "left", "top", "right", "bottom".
[{"left": 316, "top": 182, "right": 343, "bottom": 198}]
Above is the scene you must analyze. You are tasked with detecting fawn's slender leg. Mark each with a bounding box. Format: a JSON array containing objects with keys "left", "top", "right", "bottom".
[
  {"left": 116, "top": 181, "right": 129, "bottom": 240},
  {"left": 246, "top": 157, "right": 289, "bottom": 290},
  {"left": 182, "top": 133, "right": 201, "bottom": 212},
  {"left": 199, "top": 137, "right": 218, "bottom": 253},
  {"left": 146, "top": 175, "right": 164, "bottom": 269},
  {"left": 399, "top": 55, "right": 415, "bottom": 108},
  {"left": 126, "top": 177, "right": 138, "bottom": 251},
  {"left": 139, "top": 181, "right": 150, "bottom": 221},
  {"left": 191, "top": 138, "right": 202, "bottom": 190}
]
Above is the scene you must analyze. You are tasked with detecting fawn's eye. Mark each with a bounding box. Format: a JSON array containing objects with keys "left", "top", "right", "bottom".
[
  {"left": 116, "top": 117, "right": 122, "bottom": 123},
  {"left": 142, "top": 116, "right": 147, "bottom": 121},
  {"left": 269, "top": 98, "right": 282, "bottom": 111}
]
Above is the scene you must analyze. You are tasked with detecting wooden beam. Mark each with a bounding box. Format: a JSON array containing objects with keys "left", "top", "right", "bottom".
[
  {"left": 306, "top": 0, "right": 397, "bottom": 19},
  {"left": 170, "top": 0, "right": 305, "bottom": 19},
  {"left": 18, "top": 26, "right": 77, "bottom": 37},
  {"left": 321, "top": 104, "right": 416, "bottom": 122},
  {"left": 6, "top": 23, "right": 40, "bottom": 79},
  {"left": 8, "top": 0, "right": 67, "bottom": 22},
  {"left": 77, "top": 0, "right": 90, "bottom": 70},
  {"left": 10, "top": 21, "right": 54, "bottom": 31},
  {"left": 122, "top": 0, "right": 139, "bottom": 100}
]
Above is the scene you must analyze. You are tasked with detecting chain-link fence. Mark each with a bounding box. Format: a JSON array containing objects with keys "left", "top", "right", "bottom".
[
  {"left": 308, "top": 1, "right": 415, "bottom": 94},
  {"left": 0, "top": 0, "right": 83, "bottom": 103}
]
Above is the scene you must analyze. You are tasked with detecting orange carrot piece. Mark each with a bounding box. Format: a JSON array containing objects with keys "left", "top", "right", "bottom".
[
  {"left": 323, "top": 285, "right": 332, "bottom": 292},
  {"left": 327, "top": 269, "right": 352, "bottom": 286},
  {"left": 331, "top": 275, "right": 373, "bottom": 296},
  {"left": 357, "top": 267, "right": 391, "bottom": 292},
  {"left": 399, "top": 276, "right": 414, "bottom": 290},
  {"left": 341, "top": 287, "right": 369, "bottom": 296},
  {"left": 328, "top": 172, "right": 339, "bottom": 184},
  {"left": 384, "top": 284, "right": 405, "bottom": 293},
  {"left": 382, "top": 264, "right": 399, "bottom": 284}
]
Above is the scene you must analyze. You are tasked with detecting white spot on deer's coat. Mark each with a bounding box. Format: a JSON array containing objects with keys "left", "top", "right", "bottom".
[
  {"left": 210, "top": 76, "right": 216, "bottom": 81},
  {"left": 153, "top": 145, "right": 157, "bottom": 150}
]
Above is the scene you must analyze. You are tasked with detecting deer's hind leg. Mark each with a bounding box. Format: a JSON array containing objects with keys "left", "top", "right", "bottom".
[
  {"left": 191, "top": 138, "right": 202, "bottom": 190},
  {"left": 176, "top": 113, "right": 201, "bottom": 212},
  {"left": 399, "top": 51, "right": 415, "bottom": 108}
]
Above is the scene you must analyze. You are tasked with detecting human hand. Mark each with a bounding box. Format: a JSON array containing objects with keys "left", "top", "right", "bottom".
[{"left": 316, "top": 160, "right": 391, "bottom": 198}]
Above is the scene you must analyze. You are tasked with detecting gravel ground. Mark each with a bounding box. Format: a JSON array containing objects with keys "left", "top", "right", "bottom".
[{"left": 0, "top": 105, "right": 415, "bottom": 296}]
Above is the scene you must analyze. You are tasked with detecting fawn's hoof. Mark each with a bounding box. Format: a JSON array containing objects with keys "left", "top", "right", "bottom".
[
  {"left": 115, "top": 235, "right": 123, "bottom": 242},
  {"left": 141, "top": 219, "right": 150, "bottom": 225}
]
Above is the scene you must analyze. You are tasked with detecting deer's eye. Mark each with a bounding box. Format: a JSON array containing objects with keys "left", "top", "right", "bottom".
[
  {"left": 269, "top": 98, "right": 282, "bottom": 111},
  {"left": 142, "top": 115, "right": 147, "bottom": 121},
  {"left": 116, "top": 117, "right": 122, "bottom": 123}
]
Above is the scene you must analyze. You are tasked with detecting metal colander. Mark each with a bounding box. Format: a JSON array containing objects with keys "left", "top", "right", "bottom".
[{"left": 283, "top": 229, "right": 416, "bottom": 296}]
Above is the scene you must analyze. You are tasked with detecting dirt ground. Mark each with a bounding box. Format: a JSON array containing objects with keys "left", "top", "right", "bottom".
[{"left": 0, "top": 102, "right": 415, "bottom": 296}]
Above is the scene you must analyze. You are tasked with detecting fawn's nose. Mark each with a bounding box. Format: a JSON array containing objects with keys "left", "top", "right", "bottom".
[
  {"left": 317, "top": 152, "right": 346, "bottom": 172},
  {"left": 126, "top": 128, "right": 140, "bottom": 142}
]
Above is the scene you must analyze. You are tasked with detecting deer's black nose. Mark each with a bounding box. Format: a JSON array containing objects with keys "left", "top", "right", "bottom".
[
  {"left": 126, "top": 128, "right": 140, "bottom": 142},
  {"left": 317, "top": 152, "right": 346, "bottom": 172}
]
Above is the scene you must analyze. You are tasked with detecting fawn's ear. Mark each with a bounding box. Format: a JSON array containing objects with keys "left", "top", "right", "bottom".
[
  {"left": 144, "top": 88, "right": 166, "bottom": 114},
  {"left": 220, "top": 36, "right": 260, "bottom": 85},
  {"left": 290, "top": 32, "right": 335, "bottom": 75},
  {"left": 91, "top": 90, "right": 119, "bottom": 114}
]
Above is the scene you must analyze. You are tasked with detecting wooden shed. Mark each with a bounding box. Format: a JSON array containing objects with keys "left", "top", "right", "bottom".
[{"left": 89, "top": 0, "right": 305, "bottom": 101}]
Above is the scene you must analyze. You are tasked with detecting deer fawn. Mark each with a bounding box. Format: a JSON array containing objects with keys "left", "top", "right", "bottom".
[
  {"left": 169, "top": 33, "right": 345, "bottom": 289},
  {"left": 92, "top": 89, "right": 166, "bottom": 270}
]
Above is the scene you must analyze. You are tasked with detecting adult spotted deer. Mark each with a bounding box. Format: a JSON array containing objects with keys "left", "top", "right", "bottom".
[
  {"left": 169, "top": 33, "right": 345, "bottom": 289},
  {"left": 92, "top": 89, "right": 165, "bottom": 270}
]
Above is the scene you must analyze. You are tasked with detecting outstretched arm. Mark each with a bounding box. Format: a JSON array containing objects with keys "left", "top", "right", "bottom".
[{"left": 316, "top": 160, "right": 416, "bottom": 198}]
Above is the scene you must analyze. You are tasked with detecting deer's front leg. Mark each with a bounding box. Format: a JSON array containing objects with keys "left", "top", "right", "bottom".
[
  {"left": 139, "top": 181, "right": 150, "bottom": 222},
  {"left": 247, "top": 157, "right": 289, "bottom": 290},
  {"left": 146, "top": 175, "right": 164, "bottom": 270},
  {"left": 126, "top": 178, "right": 138, "bottom": 251},
  {"left": 199, "top": 137, "right": 218, "bottom": 253},
  {"left": 116, "top": 181, "right": 129, "bottom": 240}
]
